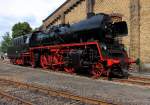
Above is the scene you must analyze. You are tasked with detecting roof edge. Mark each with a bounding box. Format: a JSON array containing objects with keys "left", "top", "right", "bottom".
[{"left": 43, "top": 0, "right": 69, "bottom": 22}]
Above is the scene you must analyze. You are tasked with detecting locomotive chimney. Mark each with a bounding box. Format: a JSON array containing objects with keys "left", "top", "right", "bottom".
[{"left": 86, "top": 0, "right": 95, "bottom": 18}]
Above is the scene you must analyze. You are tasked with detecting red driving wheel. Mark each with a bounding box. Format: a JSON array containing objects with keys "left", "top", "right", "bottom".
[
  {"left": 40, "top": 55, "right": 48, "bottom": 69},
  {"left": 64, "top": 67, "right": 75, "bottom": 74},
  {"left": 91, "top": 62, "right": 104, "bottom": 78}
]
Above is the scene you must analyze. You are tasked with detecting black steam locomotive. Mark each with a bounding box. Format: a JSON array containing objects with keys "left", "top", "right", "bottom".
[{"left": 7, "top": 13, "right": 135, "bottom": 78}]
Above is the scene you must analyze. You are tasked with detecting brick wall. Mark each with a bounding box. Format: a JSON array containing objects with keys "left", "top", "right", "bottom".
[
  {"left": 53, "top": 19, "right": 62, "bottom": 25},
  {"left": 140, "top": 0, "right": 150, "bottom": 63},
  {"left": 65, "top": 0, "right": 86, "bottom": 24},
  {"left": 129, "top": 0, "right": 140, "bottom": 60}
]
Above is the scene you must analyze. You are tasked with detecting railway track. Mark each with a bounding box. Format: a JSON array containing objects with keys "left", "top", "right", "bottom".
[
  {"left": 129, "top": 76, "right": 150, "bottom": 81},
  {"left": 113, "top": 76, "right": 150, "bottom": 87},
  {"left": 0, "top": 78, "right": 115, "bottom": 105},
  {"left": 0, "top": 90, "right": 33, "bottom": 105}
]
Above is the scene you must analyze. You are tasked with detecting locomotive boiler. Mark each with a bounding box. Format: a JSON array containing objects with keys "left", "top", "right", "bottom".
[
  {"left": 7, "top": 13, "right": 135, "bottom": 78},
  {"left": 30, "top": 13, "right": 127, "bottom": 47}
]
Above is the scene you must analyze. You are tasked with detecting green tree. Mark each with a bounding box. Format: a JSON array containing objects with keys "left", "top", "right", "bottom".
[
  {"left": 12, "top": 22, "right": 32, "bottom": 38},
  {"left": 0, "top": 32, "right": 12, "bottom": 53}
]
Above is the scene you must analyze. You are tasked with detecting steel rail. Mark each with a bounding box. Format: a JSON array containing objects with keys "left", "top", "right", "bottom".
[
  {"left": 0, "top": 90, "right": 34, "bottom": 105},
  {"left": 114, "top": 79, "right": 150, "bottom": 86},
  {"left": 0, "top": 78, "right": 115, "bottom": 105},
  {"left": 113, "top": 76, "right": 150, "bottom": 87},
  {"left": 129, "top": 76, "right": 150, "bottom": 81}
]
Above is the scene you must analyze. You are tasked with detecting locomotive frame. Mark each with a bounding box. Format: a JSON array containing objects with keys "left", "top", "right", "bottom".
[{"left": 11, "top": 40, "right": 134, "bottom": 78}]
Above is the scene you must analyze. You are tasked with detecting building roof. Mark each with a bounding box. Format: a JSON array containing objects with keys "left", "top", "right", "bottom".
[{"left": 43, "top": 0, "right": 69, "bottom": 22}]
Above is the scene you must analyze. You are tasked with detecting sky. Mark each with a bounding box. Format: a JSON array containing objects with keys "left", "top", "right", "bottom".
[{"left": 0, "top": 0, "right": 66, "bottom": 41}]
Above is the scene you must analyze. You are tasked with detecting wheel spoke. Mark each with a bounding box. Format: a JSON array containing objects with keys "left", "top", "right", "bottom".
[
  {"left": 40, "top": 55, "right": 48, "bottom": 69},
  {"left": 64, "top": 67, "right": 75, "bottom": 74},
  {"left": 91, "top": 62, "right": 104, "bottom": 78}
]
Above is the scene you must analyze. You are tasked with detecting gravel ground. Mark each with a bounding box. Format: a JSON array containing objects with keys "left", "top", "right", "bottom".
[
  {"left": 0, "top": 78, "right": 89, "bottom": 105},
  {"left": 9, "top": 89, "right": 86, "bottom": 105},
  {"left": 0, "top": 97, "right": 20, "bottom": 105},
  {"left": 0, "top": 62, "right": 150, "bottom": 105}
]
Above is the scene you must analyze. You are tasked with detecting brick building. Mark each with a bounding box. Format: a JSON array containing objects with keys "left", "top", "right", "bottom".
[{"left": 42, "top": 0, "right": 150, "bottom": 70}]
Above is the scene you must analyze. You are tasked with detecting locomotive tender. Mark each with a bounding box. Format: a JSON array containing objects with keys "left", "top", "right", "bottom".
[{"left": 7, "top": 13, "right": 135, "bottom": 78}]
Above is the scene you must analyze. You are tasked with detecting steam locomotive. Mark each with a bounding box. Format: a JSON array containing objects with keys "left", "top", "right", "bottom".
[{"left": 7, "top": 13, "right": 136, "bottom": 78}]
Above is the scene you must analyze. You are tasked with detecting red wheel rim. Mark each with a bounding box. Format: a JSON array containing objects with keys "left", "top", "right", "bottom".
[
  {"left": 91, "top": 63, "right": 104, "bottom": 78},
  {"left": 64, "top": 67, "right": 75, "bottom": 74},
  {"left": 40, "top": 55, "right": 48, "bottom": 69}
]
